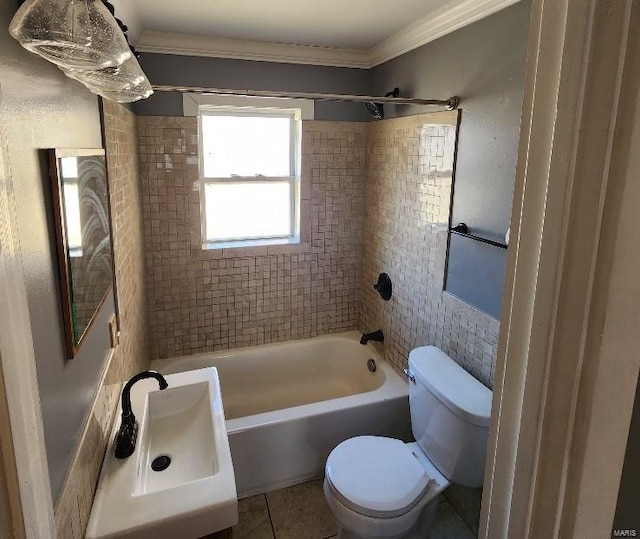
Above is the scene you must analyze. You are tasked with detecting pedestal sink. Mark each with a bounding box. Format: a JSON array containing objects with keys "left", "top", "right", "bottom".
[{"left": 86, "top": 367, "right": 237, "bottom": 539}]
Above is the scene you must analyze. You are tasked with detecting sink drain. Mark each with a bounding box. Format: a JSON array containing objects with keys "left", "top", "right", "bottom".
[{"left": 151, "top": 455, "right": 171, "bottom": 472}]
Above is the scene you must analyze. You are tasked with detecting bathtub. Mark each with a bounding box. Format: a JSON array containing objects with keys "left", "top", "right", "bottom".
[{"left": 154, "top": 331, "right": 411, "bottom": 497}]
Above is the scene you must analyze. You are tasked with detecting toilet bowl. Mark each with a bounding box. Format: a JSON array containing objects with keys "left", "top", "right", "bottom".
[
  {"left": 323, "top": 346, "right": 492, "bottom": 539},
  {"left": 324, "top": 437, "right": 448, "bottom": 538}
]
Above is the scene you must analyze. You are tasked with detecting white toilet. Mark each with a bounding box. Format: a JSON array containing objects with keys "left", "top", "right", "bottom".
[{"left": 324, "top": 346, "right": 492, "bottom": 539}]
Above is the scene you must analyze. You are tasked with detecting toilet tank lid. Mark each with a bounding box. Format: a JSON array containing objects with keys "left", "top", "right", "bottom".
[{"left": 409, "top": 346, "right": 492, "bottom": 427}]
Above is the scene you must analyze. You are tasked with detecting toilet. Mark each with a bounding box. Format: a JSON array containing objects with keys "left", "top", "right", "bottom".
[{"left": 324, "top": 346, "right": 492, "bottom": 539}]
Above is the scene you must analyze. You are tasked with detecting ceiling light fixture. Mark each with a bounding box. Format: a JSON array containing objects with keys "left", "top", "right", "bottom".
[{"left": 9, "top": 0, "right": 153, "bottom": 103}]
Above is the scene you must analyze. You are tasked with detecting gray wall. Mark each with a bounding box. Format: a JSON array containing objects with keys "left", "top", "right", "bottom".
[
  {"left": 446, "top": 234, "right": 507, "bottom": 318},
  {"left": 371, "top": 0, "right": 531, "bottom": 318},
  {"left": 0, "top": 0, "right": 115, "bottom": 501},
  {"left": 133, "top": 53, "right": 372, "bottom": 121}
]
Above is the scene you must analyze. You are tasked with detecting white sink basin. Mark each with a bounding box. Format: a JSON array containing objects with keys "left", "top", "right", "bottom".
[{"left": 86, "top": 367, "right": 237, "bottom": 539}]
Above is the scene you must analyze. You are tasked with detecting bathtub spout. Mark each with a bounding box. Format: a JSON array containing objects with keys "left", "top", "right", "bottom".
[{"left": 360, "top": 330, "right": 384, "bottom": 345}]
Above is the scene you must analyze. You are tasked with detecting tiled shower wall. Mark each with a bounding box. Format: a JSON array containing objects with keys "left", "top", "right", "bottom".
[
  {"left": 359, "top": 112, "right": 500, "bottom": 389},
  {"left": 137, "top": 117, "right": 367, "bottom": 359},
  {"left": 54, "top": 101, "right": 151, "bottom": 539},
  {"left": 137, "top": 113, "right": 500, "bottom": 389}
]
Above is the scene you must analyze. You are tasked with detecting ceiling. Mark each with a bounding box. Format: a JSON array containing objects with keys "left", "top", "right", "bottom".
[
  {"left": 133, "top": 0, "right": 448, "bottom": 50},
  {"left": 112, "top": 0, "right": 521, "bottom": 68}
]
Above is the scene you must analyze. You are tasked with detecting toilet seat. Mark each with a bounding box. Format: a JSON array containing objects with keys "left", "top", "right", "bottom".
[{"left": 325, "top": 436, "right": 433, "bottom": 518}]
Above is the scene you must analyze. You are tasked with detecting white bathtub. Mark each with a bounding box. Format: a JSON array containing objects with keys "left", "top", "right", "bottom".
[{"left": 154, "top": 331, "right": 411, "bottom": 497}]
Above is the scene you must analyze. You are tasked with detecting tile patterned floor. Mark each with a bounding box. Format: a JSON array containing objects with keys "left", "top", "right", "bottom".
[{"left": 232, "top": 479, "right": 475, "bottom": 539}]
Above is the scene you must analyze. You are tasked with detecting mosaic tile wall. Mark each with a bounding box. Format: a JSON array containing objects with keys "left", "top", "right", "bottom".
[
  {"left": 359, "top": 112, "right": 500, "bottom": 389},
  {"left": 102, "top": 100, "right": 151, "bottom": 383},
  {"left": 137, "top": 117, "right": 367, "bottom": 359},
  {"left": 54, "top": 101, "right": 151, "bottom": 539}
]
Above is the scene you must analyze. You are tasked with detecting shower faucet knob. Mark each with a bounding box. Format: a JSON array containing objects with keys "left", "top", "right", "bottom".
[{"left": 373, "top": 272, "right": 392, "bottom": 301}]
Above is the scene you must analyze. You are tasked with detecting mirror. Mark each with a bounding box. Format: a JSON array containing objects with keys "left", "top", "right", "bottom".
[{"left": 49, "top": 148, "right": 113, "bottom": 358}]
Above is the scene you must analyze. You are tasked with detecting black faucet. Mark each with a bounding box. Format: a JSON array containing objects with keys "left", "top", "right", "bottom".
[
  {"left": 114, "top": 371, "right": 168, "bottom": 459},
  {"left": 360, "top": 330, "right": 384, "bottom": 345}
]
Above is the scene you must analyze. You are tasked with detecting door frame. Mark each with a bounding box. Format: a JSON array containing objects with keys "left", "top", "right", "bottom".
[
  {"left": 0, "top": 87, "right": 55, "bottom": 539},
  {"left": 480, "top": 0, "right": 640, "bottom": 537}
]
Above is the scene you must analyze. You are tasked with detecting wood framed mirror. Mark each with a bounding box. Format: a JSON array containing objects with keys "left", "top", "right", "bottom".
[{"left": 49, "top": 148, "right": 114, "bottom": 359}]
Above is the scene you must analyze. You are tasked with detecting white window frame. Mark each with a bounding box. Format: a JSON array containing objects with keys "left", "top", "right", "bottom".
[{"left": 197, "top": 104, "right": 303, "bottom": 249}]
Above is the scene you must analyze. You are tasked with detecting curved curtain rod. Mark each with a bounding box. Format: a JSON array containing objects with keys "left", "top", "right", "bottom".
[{"left": 151, "top": 85, "right": 460, "bottom": 110}]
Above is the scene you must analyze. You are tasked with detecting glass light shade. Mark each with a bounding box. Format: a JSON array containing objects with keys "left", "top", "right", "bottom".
[
  {"left": 9, "top": 0, "right": 131, "bottom": 70},
  {"left": 97, "top": 78, "right": 154, "bottom": 103},
  {"left": 62, "top": 55, "right": 146, "bottom": 92}
]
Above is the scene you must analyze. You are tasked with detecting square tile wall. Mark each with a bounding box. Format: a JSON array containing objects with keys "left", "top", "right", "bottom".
[
  {"left": 137, "top": 113, "right": 500, "bottom": 384},
  {"left": 359, "top": 112, "right": 500, "bottom": 389},
  {"left": 137, "top": 117, "right": 367, "bottom": 359},
  {"left": 54, "top": 101, "right": 151, "bottom": 539},
  {"left": 102, "top": 100, "right": 151, "bottom": 379}
]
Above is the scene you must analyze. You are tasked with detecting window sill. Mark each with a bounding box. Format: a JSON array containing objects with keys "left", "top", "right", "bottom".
[
  {"left": 200, "top": 238, "right": 310, "bottom": 259},
  {"left": 203, "top": 236, "right": 300, "bottom": 250}
]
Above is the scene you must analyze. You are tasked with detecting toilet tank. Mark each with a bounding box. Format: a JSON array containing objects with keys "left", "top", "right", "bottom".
[{"left": 408, "top": 346, "right": 492, "bottom": 487}]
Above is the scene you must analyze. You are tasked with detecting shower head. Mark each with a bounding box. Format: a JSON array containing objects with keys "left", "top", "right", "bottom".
[
  {"left": 366, "top": 101, "right": 384, "bottom": 120},
  {"left": 365, "top": 87, "right": 400, "bottom": 120}
]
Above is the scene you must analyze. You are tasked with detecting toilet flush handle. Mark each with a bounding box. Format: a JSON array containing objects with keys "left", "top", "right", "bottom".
[{"left": 403, "top": 368, "right": 416, "bottom": 383}]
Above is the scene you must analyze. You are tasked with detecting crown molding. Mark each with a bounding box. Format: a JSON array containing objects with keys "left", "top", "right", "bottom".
[
  {"left": 368, "top": 0, "right": 522, "bottom": 67},
  {"left": 136, "top": 32, "right": 371, "bottom": 69},
  {"left": 136, "top": 0, "right": 523, "bottom": 69}
]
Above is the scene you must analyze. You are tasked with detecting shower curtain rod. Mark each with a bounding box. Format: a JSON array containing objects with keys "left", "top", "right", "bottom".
[{"left": 151, "top": 85, "right": 460, "bottom": 110}]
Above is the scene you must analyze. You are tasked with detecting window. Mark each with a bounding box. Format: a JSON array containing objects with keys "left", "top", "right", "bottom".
[{"left": 199, "top": 105, "right": 302, "bottom": 249}]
